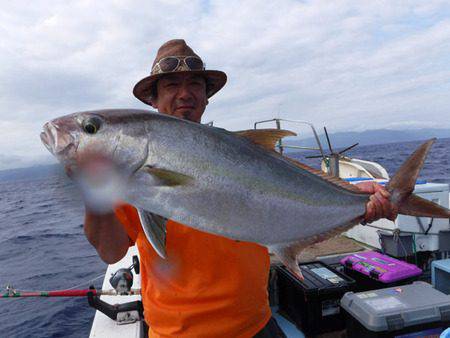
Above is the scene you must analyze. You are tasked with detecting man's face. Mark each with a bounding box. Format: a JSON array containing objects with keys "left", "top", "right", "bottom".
[{"left": 151, "top": 73, "right": 208, "bottom": 123}]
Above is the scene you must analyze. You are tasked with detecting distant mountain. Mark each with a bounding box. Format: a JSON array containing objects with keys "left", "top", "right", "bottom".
[
  {"left": 286, "top": 128, "right": 450, "bottom": 151},
  {"left": 0, "top": 164, "right": 63, "bottom": 182}
]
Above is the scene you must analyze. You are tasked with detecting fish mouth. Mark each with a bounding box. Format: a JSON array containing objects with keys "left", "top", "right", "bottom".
[
  {"left": 40, "top": 129, "right": 53, "bottom": 154},
  {"left": 40, "top": 121, "right": 78, "bottom": 158}
]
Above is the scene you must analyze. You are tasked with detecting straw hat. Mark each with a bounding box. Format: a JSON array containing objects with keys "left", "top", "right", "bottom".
[{"left": 133, "top": 39, "right": 227, "bottom": 105}]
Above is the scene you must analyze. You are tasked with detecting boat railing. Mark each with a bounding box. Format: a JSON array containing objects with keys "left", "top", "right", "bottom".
[{"left": 253, "top": 118, "right": 326, "bottom": 159}]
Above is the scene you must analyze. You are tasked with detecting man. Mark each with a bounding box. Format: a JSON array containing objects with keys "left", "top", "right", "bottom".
[{"left": 84, "top": 39, "right": 397, "bottom": 337}]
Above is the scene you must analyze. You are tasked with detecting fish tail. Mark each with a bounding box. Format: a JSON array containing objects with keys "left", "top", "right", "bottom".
[{"left": 387, "top": 138, "right": 450, "bottom": 218}]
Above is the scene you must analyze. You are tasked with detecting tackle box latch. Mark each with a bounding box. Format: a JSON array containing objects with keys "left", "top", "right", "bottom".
[
  {"left": 386, "top": 314, "right": 404, "bottom": 331},
  {"left": 439, "top": 305, "right": 450, "bottom": 321}
]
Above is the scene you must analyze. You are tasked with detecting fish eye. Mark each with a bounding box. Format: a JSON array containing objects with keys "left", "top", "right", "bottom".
[{"left": 82, "top": 117, "right": 102, "bottom": 134}]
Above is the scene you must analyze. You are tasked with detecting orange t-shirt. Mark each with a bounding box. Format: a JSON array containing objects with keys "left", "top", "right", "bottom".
[{"left": 115, "top": 204, "right": 272, "bottom": 338}]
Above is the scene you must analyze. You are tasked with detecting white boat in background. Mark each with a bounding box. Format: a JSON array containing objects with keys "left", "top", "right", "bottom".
[
  {"left": 322, "top": 156, "right": 389, "bottom": 180},
  {"left": 255, "top": 117, "right": 389, "bottom": 180}
]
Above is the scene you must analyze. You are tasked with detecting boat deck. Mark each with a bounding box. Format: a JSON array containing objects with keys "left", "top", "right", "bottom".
[{"left": 89, "top": 246, "right": 143, "bottom": 338}]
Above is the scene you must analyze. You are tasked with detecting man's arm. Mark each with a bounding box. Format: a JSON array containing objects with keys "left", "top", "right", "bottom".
[{"left": 84, "top": 208, "right": 130, "bottom": 264}]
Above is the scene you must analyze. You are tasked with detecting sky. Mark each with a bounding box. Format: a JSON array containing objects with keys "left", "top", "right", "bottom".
[{"left": 1, "top": 0, "right": 449, "bottom": 170}]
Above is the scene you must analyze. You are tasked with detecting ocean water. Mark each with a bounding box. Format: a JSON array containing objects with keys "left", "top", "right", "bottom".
[
  {"left": 0, "top": 174, "right": 105, "bottom": 337},
  {"left": 0, "top": 138, "right": 449, "bottom": 338}
]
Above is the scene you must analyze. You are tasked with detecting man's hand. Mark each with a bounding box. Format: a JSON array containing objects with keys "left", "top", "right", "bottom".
[
  {"left": 356, "top": 181, "right": 398, "bottom": 223},
  {"left": 71, "top": 154, "right": 125, "bottom": 215},
  {"left": 63, "top": 153, "right": 130, "bottom": 264}
]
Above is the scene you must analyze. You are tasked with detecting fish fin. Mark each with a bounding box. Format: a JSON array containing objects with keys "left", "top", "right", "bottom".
[
  {"left": 387, "top": 139, "right": 435, "bottom": 202},
  {"left": 235, "top": 129, "right": 296, "bottom": 151},
  {"left": 270, "top": 243, "right": 305, "bottom": 281},
  {"left": 399, "top": 194, "right": 450, "bottom": 218},
  {"left": 386, "top": 139, "right": 450, "bottom": 218},
  {"left": 142, "top": 166, "right": 193, "bottom": 186},
  {"left": 137, "top": 208, "right": 167, "bottom": 258},
  {"left": 271, "top": 218, "right": 364, "bottom": 280}
]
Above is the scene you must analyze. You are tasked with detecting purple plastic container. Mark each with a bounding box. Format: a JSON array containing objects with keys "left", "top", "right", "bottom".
[{"left": 340, "top": 251, "right": 422, "bottom": 283}]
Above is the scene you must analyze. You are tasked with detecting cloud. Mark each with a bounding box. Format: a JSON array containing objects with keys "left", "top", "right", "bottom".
[{"left": 0, "top": 0, "right": 449, "bottom": 169}]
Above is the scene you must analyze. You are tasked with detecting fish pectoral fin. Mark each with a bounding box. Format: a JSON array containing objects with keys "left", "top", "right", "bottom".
[
  {"left": 142, "top": 166, "right": 193, "bottom": 186},
  {"left": 235, "top": 129, "right": 296, "bottom": 151},
  {"left": 270, "top": 243, "right": 305, "bottom": 281},
  {"left": 137, "top": 208, "right": 167, "bottom": 258}
]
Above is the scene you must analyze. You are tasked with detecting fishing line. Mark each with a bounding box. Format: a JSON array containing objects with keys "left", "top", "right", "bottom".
[
  {"left": 64, "top": 273, "right": 105, "bottom": 291},
  {"left": 365, "top": 223, "right": 442, "bottom": 235}
]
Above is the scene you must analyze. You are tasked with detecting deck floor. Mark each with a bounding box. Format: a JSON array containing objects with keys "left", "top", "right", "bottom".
[{"left": 270, "top": 235, "right": 365, "bottom": 265}]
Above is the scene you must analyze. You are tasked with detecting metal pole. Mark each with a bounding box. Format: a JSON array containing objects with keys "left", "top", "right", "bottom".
[
  {"left": 329, "top": 154, "right": 340, "bottom": 177},
  {"left": 275, "top": 119, "right": 284, "bottom": 155}
]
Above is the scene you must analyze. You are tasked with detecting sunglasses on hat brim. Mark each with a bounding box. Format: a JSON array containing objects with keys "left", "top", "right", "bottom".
[{"left": 152, "top": 56, "right": 205, "bottom": 74}]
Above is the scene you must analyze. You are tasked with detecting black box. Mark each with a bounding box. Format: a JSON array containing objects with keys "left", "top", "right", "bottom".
[{"left": 276, "top": 261, "right": 355, "bottom": 336}]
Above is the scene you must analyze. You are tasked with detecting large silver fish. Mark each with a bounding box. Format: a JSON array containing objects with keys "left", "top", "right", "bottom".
[{"left": 41, "top": 109, "right": 450, "bottom": 278}]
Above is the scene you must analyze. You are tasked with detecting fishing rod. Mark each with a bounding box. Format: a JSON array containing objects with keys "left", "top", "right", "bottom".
[
  {"left": 2, "top": 254, "right": 142, "bottom": 299},
  {"left": 1, "top": 285, "right": 141, "bottom": 298},
  {"left": 2, "top": 255, "right": 144, "bottom": 324}
]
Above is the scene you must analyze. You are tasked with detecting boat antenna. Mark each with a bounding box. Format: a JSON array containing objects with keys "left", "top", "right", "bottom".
[{"left": 305, "top": 127, "right": 359, "bottom": 177}]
